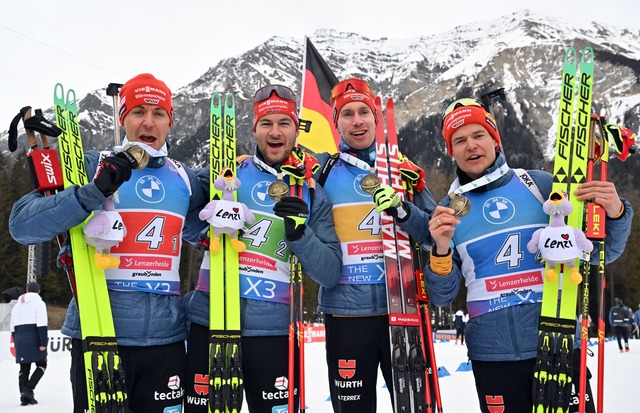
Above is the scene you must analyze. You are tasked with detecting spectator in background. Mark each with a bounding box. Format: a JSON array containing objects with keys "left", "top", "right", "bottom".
[
  {"left": 453, "top": 309, "right": 466, "bottom": 345},
  {"left": 10, "top": 282, "right": 48, "bottom": 406},
  {"left": 634, "top": 304, "right": 640, "bottom": 339},
  {"left": 609, "top": 297, "right": 632, "bottom": 352}
]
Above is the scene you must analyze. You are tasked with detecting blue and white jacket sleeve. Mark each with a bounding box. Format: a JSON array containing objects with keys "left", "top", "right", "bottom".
[{"left": 9, "top": 151, "right": 104, "bottom": 245}]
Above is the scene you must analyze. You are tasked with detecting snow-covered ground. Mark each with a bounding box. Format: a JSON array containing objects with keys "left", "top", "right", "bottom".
[{"left": 0, "top": 333, "right": 635, "bottom": 412}]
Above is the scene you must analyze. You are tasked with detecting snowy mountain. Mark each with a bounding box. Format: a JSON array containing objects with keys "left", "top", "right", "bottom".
[{"left": 3, "top": 10, "right": 640, "bottom": 174}]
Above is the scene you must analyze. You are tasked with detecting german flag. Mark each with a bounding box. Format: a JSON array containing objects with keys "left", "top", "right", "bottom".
[{"left": 298, "top": 37, "right": 340, "bottom": 154}]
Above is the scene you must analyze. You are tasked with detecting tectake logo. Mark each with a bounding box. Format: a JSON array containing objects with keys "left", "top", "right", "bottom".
[
  {"left": 135, "top": 175, "right": 166, "bottom": 203},
  {"left": 153, "top": 375, "right": 184, "bottom": 402},
  {"left": 482, "top": 196, "right": 515, "bottom": 225},
  {"left": 274, "top": 376, "right": 288, "bottom": 391},
  {"left": 262, "top": 376, "right": 294, "bottom": 402},
  {"left": 168, "top": 375, "right": 180, "bottom": 390}
]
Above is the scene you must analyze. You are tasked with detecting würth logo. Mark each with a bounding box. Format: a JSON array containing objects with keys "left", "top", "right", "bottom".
[{"left": 338, "top": 359, "right": 356, "bottom": 379}]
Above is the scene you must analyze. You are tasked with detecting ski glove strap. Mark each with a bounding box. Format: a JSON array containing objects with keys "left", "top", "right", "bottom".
[
  {"left": 94, "top": 152, "right": 135, "bottom": 197},
  {"left": 372, "top": 186, "right": 408, "bottom": 220},
  {"left": 273, "top": 196, "right": 308, "bottom": 241}
]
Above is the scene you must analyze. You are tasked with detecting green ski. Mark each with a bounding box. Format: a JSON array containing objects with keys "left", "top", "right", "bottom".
[
  {"left": 533, "top": 47, "right": 594, "bottom": 413},
  {"left": 207, "top": 93, "right": 242, "bottom": 413},
  {"left": 54, "top": 83, "right": 126, "bottom": 413}
]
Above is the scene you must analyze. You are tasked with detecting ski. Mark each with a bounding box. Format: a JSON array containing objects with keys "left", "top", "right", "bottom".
[
  {"left": 533, "top": 47, "right": 594, "bottom": 413},
  {"left": 375, "top": 96, "right": 429, "bottom": 412},
  {"left": 207, "top": 93, "right": 243, "bottom": 413},
  {"left": 54, "top": 83, "right": 126, "bottom": 413}
]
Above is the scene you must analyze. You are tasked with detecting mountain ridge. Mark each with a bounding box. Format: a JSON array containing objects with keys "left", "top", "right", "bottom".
[{"left": 2, "top": 9, "right": 639, "bottom": 176}]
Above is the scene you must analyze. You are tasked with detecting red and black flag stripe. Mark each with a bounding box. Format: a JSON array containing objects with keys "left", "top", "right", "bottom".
[{"left": 298, "top": 37, "right": 340, "bottom": 154}]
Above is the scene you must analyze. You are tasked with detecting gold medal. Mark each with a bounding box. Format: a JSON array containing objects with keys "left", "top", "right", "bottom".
[
  {"left": 450, "top": 194, "right": 471, "bottom": 218},
  {"left": 124, "top": 144, "right": 150, "bottom": 170},
  {"left": 267, "top": 179, "right": 289, "bottom": 202},
  {"left": 360, "top": 174, "right": 380, "bottom": 194}
]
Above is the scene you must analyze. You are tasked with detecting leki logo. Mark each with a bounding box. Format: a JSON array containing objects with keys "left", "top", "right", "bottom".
[{"left": 338, "top": 359, "right": 356, "bottom": 379}]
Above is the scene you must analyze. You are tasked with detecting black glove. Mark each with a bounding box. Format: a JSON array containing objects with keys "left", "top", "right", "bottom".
[
  {"left": 94, "top": 151, "right": 134, "bottom": 197},
  {"left": 273, "top": 196, "right": 309, "bottom": 241}
]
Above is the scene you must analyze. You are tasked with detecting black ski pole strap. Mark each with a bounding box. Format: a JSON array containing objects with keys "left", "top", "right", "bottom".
[
  {"left": 317, "top": 152, "right": 340, "bottom": 187},
  {"left": 8, "top": 106, "right": 31, "bottom": 152},
  {"left": 24, "top": 110, "right": 63, "bottom": 137}
]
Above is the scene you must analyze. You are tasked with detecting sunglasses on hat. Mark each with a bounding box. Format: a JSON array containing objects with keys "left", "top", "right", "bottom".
[
  {"left": 442, "top": 98, "right": 490, "bottom": 122},
  {"left": 330, "top": 78, "right": 374, "bottom": 106},
  {"left": 254, "top": 85, "right": 296, "bottom": 103}
]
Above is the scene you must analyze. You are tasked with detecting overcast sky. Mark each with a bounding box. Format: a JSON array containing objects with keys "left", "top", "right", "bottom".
[{"left": 1, "top": 0, "right": 638, "bottom": 133}]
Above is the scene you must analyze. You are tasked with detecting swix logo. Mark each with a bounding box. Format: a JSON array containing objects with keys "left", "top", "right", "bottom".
[
  {"left": 193, "top": 374, "right": 208, "bottom": 396},
  {"left": 338, "top": 359, "right": 356, "bottom": 379},
  {"left": 38, "top": 152, "right": 60, "bottom": 185}
]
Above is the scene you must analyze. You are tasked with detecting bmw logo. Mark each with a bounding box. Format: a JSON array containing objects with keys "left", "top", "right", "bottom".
[
  {"left": 135, "top": 175, "right": 165, "bottom": 203},
  {"left": 353, "top": 174, "right": 371, "bottom": 198},
  {"left": 483, "top": 197, "right": 515, "bottom": 224},
  {"left": 252, "top": 180, "right": 276, "bottom": 207}
]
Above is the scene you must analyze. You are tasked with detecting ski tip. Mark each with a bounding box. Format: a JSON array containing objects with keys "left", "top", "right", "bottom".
[
  {"left": 581, "top": 47, "right": 595, "bottom": 64},
  {"left": 66, "top": 89, "right": 77, "bottom": 106},
  {"left": 54, "top": 83, "right": 64, "bottom": 100},
  {"left": 211, "top": 93, "right": 223, "bottom": 108},
  {"left": 565, "top": 49, "right": 577, "bottom": 65},
  {"left": 225, "top": 93, "right": 235, "bottom": 108}
]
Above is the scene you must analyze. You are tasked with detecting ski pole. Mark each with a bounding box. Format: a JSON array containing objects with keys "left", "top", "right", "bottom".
[
  {"left": 479, "top": 88, "right": 507, "bottom": 156},
  {"left": 406, "top": 187, "right": 441, "bottom": 413},
  {"left": 106, "top": 83, "right": 123, "bottom": 146},
  {"left": 578, "top": 114, "right": 608, "bottom": 413},
  {"left": 8, "top": 107, "right": 72, "bottom": 295},
  {"left": 292, "top": 177, "right": 306, "bottom": 413}
]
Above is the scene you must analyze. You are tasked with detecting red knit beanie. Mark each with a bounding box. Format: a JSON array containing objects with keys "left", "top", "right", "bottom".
[
  {"left": 252, "top": 94, "right": 299, "bottom": 131},
  {"left": 442, "top": 105, "right": 500, "bottom": 155},
  {"left": 118, "top": 73, "right": 173, "bottom": 126},
  {"left": 331, "top": 78, "right": 377, "bottom": 127}
]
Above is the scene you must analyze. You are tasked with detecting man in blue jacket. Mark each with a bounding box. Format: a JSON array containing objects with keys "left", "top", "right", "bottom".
[
  {"left": 374, "top": 98, "right": 633, "bottom": 413},
  {"left": 9, "top": 74, "right": 207, "bottom": 412},
  {"left": 10, "top": 282, "right": 48, "bottom": 405},
  {"left": 313, "top": 77, "right": 436, "bottom": 412},
  {"left": 183, "top": 84, "right": 342, "bottom": 412}
]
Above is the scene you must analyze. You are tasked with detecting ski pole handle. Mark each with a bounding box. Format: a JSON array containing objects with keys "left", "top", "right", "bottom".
[{"left": 107, "top": 83, "right": 123, "bottom": 146}]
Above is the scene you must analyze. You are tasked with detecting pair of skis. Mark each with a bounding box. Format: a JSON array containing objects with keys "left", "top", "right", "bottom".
[
  {"left": 207, "top": 93, "right": 243, "bottom": 413},
  {"left": 533, "top": 47, "right": 594, "bottom": 413},
  {"left": 374, "top": 96, "right": 443, "bottom": 412},
  {"left": 54, "top": 84, "right": 127, "bottom": 413}
]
